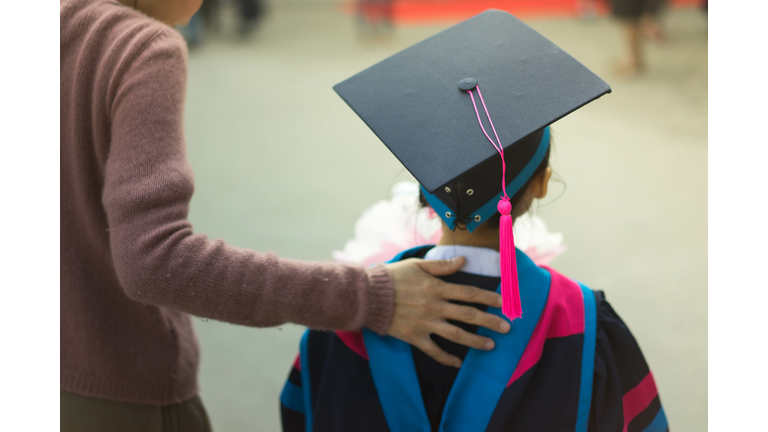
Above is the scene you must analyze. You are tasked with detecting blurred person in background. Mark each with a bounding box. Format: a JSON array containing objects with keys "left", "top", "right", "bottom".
[
  {"left": 576, "top": 0, "right": 599, "bottom": 20},
  {"left": 238, "top": 0, "right": 266, "bottom": 36},
  {"left": 610, "top": 0, "right": 666, "bottom": 75},
  {"left": 639, "top": 0, "right": 666, "bottom": 42},
  {"left": 183, "top": 0, "right": 222, "bottom": 47},
  {"left": 60, "top": 0, "right": 513, "bottom": 431},
  {"left": 180, "top": 0, "right": 265, "bottom": 47},
  {"left": 356, "top": 0, "right": 394, "bottom": 38}
]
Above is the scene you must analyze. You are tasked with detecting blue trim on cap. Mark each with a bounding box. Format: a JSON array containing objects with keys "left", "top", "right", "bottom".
[
  {"left": 575, "top": 283, "right": 597, "bottom": 432},
  {"left": 299, "top": 330, "right": 313, "bottom": 431},
  {"left": 465, "top": 126, "right": 550, "bottom": 232},
  {"left": 420, "top": 185, "right": 458, "bottom": 230},
  {"left": 420, "top": 127, "right": 551, "bottom": 232}
]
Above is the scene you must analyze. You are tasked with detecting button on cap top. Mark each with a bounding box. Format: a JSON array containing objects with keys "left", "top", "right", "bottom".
[{"left": 458, "top": 77, "right": 477, "bottom": 91}]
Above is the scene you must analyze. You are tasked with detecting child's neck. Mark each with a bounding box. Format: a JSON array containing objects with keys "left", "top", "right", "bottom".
[{"left": 437, "top": 223, "right": 500, "bottom": 251}]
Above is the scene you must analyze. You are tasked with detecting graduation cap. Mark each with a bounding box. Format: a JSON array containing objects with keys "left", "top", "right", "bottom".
[{"left": 334, "top": 9, "right": 610, "bottom": 320}]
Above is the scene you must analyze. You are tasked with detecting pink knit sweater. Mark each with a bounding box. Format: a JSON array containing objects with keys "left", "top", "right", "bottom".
[{"left": 60, "top": 0, "right": 394, "bottom": 405}]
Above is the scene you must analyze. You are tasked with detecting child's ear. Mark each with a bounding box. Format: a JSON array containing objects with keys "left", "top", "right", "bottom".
[{"left": 531, "top": 167, "right": 552, "bottom": 199}]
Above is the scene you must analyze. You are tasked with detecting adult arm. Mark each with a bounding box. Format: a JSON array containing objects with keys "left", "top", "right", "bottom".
[
  {"left": 103, "top": 29, "right": 391, "bottom": 331},
  {"left": 103, "top": 28, "right": 508, "bottom": 361}
]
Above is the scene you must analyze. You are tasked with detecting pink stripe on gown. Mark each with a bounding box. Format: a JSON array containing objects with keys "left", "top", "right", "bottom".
[
  {"left": 621, "top": 372, "right": 659, "bottom": 432},
  {"left": 507, "top": 267, "right": 586, "bottom": 386}
]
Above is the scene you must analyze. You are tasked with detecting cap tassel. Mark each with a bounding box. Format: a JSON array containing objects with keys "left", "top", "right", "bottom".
[
  {"left": 498, "top": 198, "right": 521, "bottom": 320},
  {"left": 464, "top": 83, "right": 522, "bottom": 321}
]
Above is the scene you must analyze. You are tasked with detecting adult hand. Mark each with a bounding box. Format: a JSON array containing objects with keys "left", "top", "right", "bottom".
[{"left": 384, "top": 256, "right": 511, "bottom": 368}]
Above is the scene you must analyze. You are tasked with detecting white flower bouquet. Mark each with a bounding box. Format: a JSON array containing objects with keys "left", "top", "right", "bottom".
[{"left": 333, "top": 181, "right": 565, "bottom": 267}]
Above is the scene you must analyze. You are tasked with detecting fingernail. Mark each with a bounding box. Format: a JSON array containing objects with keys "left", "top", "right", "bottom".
[
  {"left": 454, "top": 360, "right": 463, "bottom": 368},
  {"left": 485, "top": 340, "right": 495, "bottom": 350},
  {"left": 497, "top": 296, "right": 503, "bottom": 307},
  {"left": 450, "top": 256, "right": 462, "bottom": 263},
  {"left": 500, "top": 322, "right": 511, "bottom": 332}
]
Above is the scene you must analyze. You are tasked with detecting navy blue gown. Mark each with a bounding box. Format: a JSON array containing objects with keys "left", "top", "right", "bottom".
[{"left": 280, "top": 246, "right": 668, "bottom": 432}]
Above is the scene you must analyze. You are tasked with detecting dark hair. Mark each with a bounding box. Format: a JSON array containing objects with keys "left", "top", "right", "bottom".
[{"left": 418, "top": 135, "right": 552, "bottom": 230}]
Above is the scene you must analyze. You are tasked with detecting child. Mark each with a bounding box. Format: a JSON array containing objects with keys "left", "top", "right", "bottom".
[{"left": 280, "top": 10, "right": 667, "bottom": 432}]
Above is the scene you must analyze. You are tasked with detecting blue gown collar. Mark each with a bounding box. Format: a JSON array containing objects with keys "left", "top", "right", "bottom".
[{"left": 363, "top": 246, "right": 551, "bottom": 432}]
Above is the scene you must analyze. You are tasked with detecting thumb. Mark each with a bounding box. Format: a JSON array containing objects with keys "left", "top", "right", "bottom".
[{"left": 418, "top": 256, "right": 466, "bottom": 277}]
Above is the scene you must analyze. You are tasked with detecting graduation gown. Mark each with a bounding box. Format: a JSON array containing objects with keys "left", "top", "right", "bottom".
[{"left": 280, "top": 246, "right": 668, "bottom": 432}]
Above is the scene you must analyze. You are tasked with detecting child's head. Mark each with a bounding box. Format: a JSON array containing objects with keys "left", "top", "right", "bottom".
[
  {"left": 419, "top": 130, "right": 553, "bottom": 236},
  {"left": 334, "top": 10, "right": 609, "bottom": 319}
]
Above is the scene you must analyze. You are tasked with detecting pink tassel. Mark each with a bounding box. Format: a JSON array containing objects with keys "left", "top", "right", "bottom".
[
  {"left": 498, "top": 198, "right": 521, "bottom": 321},
  {"left": 464, "top": 85, "right": 521, "bottom": 320}
]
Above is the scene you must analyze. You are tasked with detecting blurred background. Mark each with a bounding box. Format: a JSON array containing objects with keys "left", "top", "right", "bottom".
[{"left": 179, "top": 0, "right": 707, "bottom": 430}]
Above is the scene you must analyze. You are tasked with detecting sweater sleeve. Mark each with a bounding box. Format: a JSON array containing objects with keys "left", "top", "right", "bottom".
[{"left": 101, "top": 28, "right": 393, "bottom": 333}]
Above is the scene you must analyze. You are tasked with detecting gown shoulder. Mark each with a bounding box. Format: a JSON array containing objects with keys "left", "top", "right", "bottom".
[{"left": 590, "top": 291, "right": 668, "bottom": 432}]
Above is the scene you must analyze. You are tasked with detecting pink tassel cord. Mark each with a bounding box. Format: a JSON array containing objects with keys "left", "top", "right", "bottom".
[{"left": 467, "top": 86, "right": 522, "bottom": 321}]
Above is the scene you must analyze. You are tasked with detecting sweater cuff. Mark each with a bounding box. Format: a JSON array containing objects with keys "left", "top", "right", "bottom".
[{"left": 363, "top": 264, "right": 395, "bottom": 335}]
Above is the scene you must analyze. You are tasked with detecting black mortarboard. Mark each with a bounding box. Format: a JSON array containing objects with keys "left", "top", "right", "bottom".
[
  {"left": 335, "top": 9, "right": 610, "bottom": 321},
  {"left": 334, "top": 9, "right": 610, "bottom": 233}
]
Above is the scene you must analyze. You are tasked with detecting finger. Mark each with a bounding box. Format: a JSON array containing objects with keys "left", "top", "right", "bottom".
[
  {"left": 441, "top": 303, "right": 511, "bottom": 333},
  {"left": 413, "top": 337, "right": 463, "bottom": 368},
  {"left": 439, "top": 282, "right": 503, "bottom": 308},
  {"left": 415, "top": 256, "right": 466, "bottom": 277},
  {"left": 431, "top": 322, "right": 497, "bottom": 351}
]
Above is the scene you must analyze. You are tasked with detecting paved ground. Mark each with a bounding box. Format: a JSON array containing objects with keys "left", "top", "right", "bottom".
[{"left": 183, "top": 5, "right": 707, "bottom": 431}]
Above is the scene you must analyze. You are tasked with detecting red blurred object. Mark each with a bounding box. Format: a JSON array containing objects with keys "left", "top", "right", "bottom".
[
  {"left": 357, "top": 0, "right": 394, "bottom": 26},
  {"left": 342, "top": 0, "right": 702, "bottom": 24}
]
